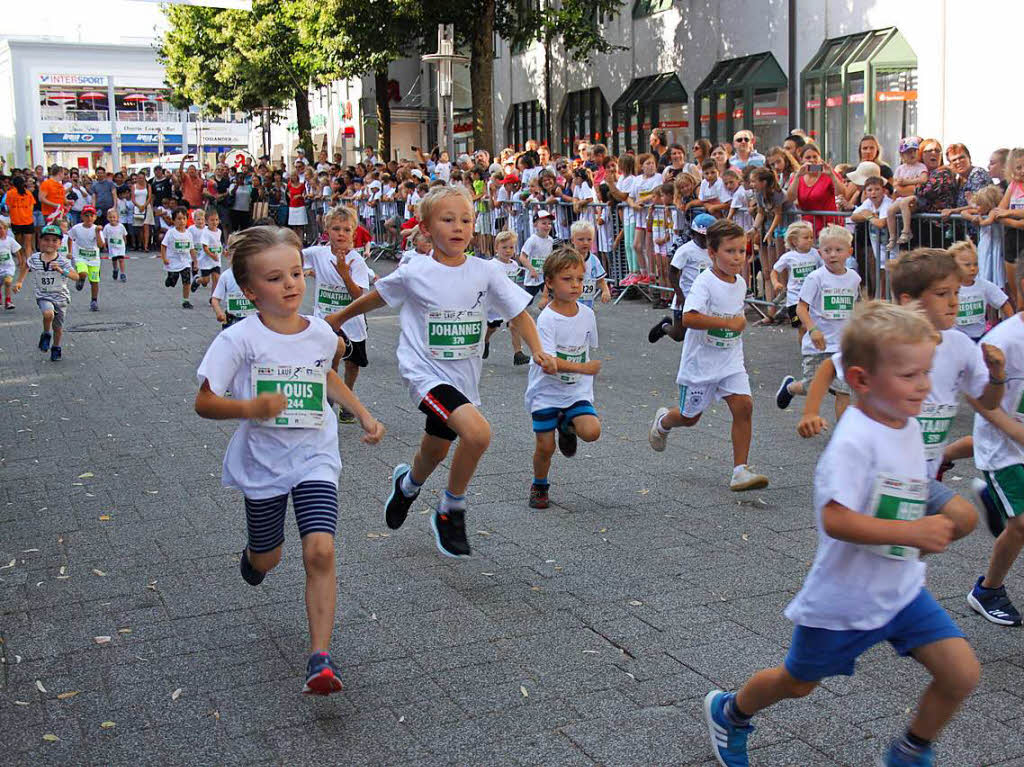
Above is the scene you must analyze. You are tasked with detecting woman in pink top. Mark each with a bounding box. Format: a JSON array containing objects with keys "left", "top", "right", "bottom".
[{"left": 784, "top": 144, "right": 845, "bottom": 237}]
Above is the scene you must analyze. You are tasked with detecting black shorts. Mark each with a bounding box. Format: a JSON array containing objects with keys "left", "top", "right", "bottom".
[
  {"left": 110, "top": 253, "right": 125, "bottom": 260},
  {"left": 487, "top": 319, "right": 503, "bottom": 329},
  {"left": 11, "top": 223, "right": 33, "bottom": 234},
  {"left": 786, "top": 304, "right": 801, "bottom": 327},
  {"left": 165, "top": 267, "right": 192, "bottom": 287},
  {"left": 1005, "top": 227, "right": 1024, "bottom": 264},
  {"left": 343, "top": 339, "right": 368, "bottom": 368},
  {"left": 201, "top": 267, "right": 221, "bottom": 277},
  {"left": 418, "top": 384, "right": 470, "bottom": 442}
]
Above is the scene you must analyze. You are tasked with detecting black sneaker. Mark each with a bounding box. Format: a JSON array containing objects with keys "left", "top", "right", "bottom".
[
  {"left": 76, "top": 277, "right": 85, "bottom": 291},
  {"left": 190, "top": 278, "right": 200, "bottom": 292},
  {"left": 513, "top": 350, "right": 530, "bottom": 366},
  {"left": 557, "top": 416, "right": 578, "bottom": 457},
  {"left": 529, "top": 482, "right": 549, "bottom": 509},
  {"left": 776, "top": 375, "right": 796, "bottom": 410},
  {"left": 50, "top": 346, "right": 62, "bottom": 362},
  {"left": 483, "top": 341, "right": 490, "bottom": 359},
  {"left": 967, "top": 576, "right": 1022, "bottom": 626},
  {"left": 38, "top": 331, "right": 51, "bottom": 351},
  {"left": 385, "top": 463, "right": 417, "bottom": 530},
  {"left": 302, "top": 651, "right": 343, "bottom": 695},
  {"left": 431, "top": 508, "right": 471, "bottom": 558},
  {"left": 164, "top": 274, "right": 174, "bottom": 288},
  {"left": 648, "top": 316, "right": 671, "bottom": 343},
  {"left": 111, "top": 270, "right": 118, "bottom": 281},
  {"left": 182, "top": 300, "right": 194, "bottom": 309},
  {"left": 120, "top": 273, "right": 127, "bottom": 283},
  {"left": 239, "top": 548, "right": 265, "bottom": 586},
  {"left": 970, "top": 478, "right": 1005, "bottom": 538}
]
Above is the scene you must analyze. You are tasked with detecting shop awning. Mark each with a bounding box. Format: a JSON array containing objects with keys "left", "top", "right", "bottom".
[
  {"left": 802, "top": 28, "right": 915, "bottom": 80},
  {"left": 613, "top": 72, "right": 687, "bottom": 113},
  {"left": 695, "top": 51, "right": 787, "bottom": 97}
]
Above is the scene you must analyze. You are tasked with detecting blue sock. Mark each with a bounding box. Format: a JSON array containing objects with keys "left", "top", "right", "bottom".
[
  {"left": 533, "top": 477, "right": 549, "bottom": 487},
  {"left": 723, "top": 694, "right": 752, "bottom": 726},
  {"left": 439, "top": 489, "right": 466, "bottom": 513}
]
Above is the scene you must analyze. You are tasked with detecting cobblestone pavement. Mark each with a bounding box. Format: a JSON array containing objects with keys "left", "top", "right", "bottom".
[{"left": 2, "top": 254, "right": 1022, "bottom": 767}]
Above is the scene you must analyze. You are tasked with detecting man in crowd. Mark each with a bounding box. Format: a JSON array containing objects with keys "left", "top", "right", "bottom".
[
  {"left": 91, "top": 166, "right": 117, "bottom": 221},
  {"left": 38, "top": 165, "right": 66, "bottom": 224}
]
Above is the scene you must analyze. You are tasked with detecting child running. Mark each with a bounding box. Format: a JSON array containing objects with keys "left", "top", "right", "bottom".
[
  {"left": 302, "top": 205, "right": 371, "bottom": 423},
  {"left": 483, "top": 229, "right": 529, "bottom": 364},
  {"left": 102, "top": 208, "right": 128, "bottom": 282},
  {"left": 161, "top": 207, "right": 198, "bottom": 309},
  {"left": 705, "top": 300, "right": 980, "bottom": 767},
  {"left": 211, "top": 259, "right": 257, "bottom": 330},
  {"left": 193, "top": 209, "right": 224, "bottom": 295},
  {"left": 0, "top": 219, "right": 22, "bottom": 310},
  {"left": 69, "top": 205, "right": 105, "bottom": 312},
  {"left": 647, "top": 219, "right": 769, "bottom": 491},
  {"left": 948, "top": 240, "right": 1013, "bottom": 341},
  {"left": 520, "top": 209, "right": 555, "bottom": 305},
  {"left": 13, "top": 224, "right": 77, "bottom": 361},
  {"left": 525, "top": 246, "right": 602, "bottom": 509},
  {"left": 194, "top": 225, "right": 385, "bottom": 695},
  {"left": 325, "top": 186, "right": 556, "bottom": 558},
  {"left": 769, "top": 221, "right": 820, "bottom": 340},
  {"left": 649, "top": 212, "right": 716, "bottom": 343},
  {"left": 776, "top": 225, "right": 859, "bottom": 418}
]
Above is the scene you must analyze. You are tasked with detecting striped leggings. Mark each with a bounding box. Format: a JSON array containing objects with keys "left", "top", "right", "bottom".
[{"left": 243, "top": 481, "right": 338, "bottom": 553}]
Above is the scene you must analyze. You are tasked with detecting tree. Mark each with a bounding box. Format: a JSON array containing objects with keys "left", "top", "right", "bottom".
[
  {"left": 296, "top": 0, "right": 424, "bottom": 161},
  {"left": 158, "top": 0, "right": 321, "bottom": 159}
]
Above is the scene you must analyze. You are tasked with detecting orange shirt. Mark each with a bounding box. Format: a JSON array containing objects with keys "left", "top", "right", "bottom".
[
  {"left": 39, "top": 178, "right": 66, "bottom": 216},
  {"left": 6, "top": 189, "right": 35, "bottom": 226},
  {"left": 181, "top": 173, "right": 204, "bottom": 208}
]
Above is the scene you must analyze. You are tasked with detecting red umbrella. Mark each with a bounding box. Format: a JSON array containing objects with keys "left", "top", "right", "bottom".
[
  {"left": 122, "top": 93, "right": 149, "bottom": 102},
  {"left": 79, "top": 91, "right": 107, "bottom": 100},
  {"left": 45, "top": 92, "right": 77, "bottom": 101}
]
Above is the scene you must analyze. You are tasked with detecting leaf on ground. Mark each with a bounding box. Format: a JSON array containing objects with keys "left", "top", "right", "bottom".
[
  {"left": 530, "top": 586, "right": 543, "bottom": 592},
  {"left": 598, "top": 528, "right": 608, "bottom": 533},
  {"left": 35, "top": 680, "right": 47, "bottom": 693},
  {"left": 628, "top": 600, "right": 643, "bottom": 606},
  {"left": 56, "top": 691, "right": 79, "bottom": 700},
  {"left": 519, "top": 685, "right": 529, "bottom": 697},
  {"left": 638, "top": 488, "right": 650, "bottom": 495},
  {"left": 146, "top": 581, "right": 158, "bottom": 591},
  {"left": 366, "top": 532, "right": 380, "bottom": 539},
  {"left": 91, "top": 569, "right": 106, "bottom": 577},
  {"left": 14, "top": 700, "right": 30, "bottom": 706},
  {"left": 98, "top": 515, "right": 111, "bottom": 521},
  {"left": 117, "top": 628, "right": 131, "bottom": 634},
  {"left": 1, "top": 559, "right": 15, "bottom": 570},
  {"left": 171, "top": 688, "right": 182, "bottom": 701},
  {"left": 78, "top": 472, "right": 94, "bottom": 478},
  {"left": 93, "top": 636, "right": 112, "bottom": 645},
  {"left": 741, "top": 534, "right": 750, "bottom": 541},
  {"left": 100, "top": 721, "right": 115, "bottom": 729},
  {"left": 42, "top": 733, "right": 59, "bottom": 742}
]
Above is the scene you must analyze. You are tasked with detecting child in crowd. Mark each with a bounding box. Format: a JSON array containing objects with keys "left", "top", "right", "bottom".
[
  {"left": 193, "top": 208, "right": 224, "bottom": 294},
  {"left": 648, "top": 219, "right": 769, "bottom": 491},
  {"left": 325, "top": 186, "right": 555, "bottom": 558},
  {"left": 851, "top": 175, "right": 893, "bottom": 283},
  {"left": 0, "top": 219, "right": 22, "bottom": 309},
  {"left": 570, "top": 220, "right": 611, "bottom": 309},
  {"left": 777, "top": 225, "right": 859, "bottom": 418},
  {"left": 650, "top": 184, "right": 672, "bottom": 294},
  {"left": 617, "top": 154, "right": 640, "bottom": 285},
  {"left": 696, "top": 159, "right": 730, "bottom": 217},
  {"left": 966, "top": 184, "right": 1007, "bottom": 289},
  {"left": 186, "top": 208, "right": 207, "bottom": 290},
  {"left": 69, "top": 204, "right": 105, "bottom": 312},
  {"left": 484, "top": 230, "right": 529, "bottom": 365},
  {"left": 520, "top": 209, "right": 555, "bottom": 303},
  {"left": 12, "top": 224, "right": 77, "bottom": 360},
  {"left": 991, "top": 149, "right": 1024, "bottom": 307},
  {"left": 648, "top": 212, "right": 716, "bottom": 344},
  {"left": 750, "top": 166, "right": 788, "bottom": 299},
  {"left": 117, "top": 188, "right": 135, "bottom": 251},
  {"left": 888, "top": 137, "right": 928, "bottom": 251},
  {"left": 770, "top": 220, "right": 821, "bottom": 339},
  {"left": 705, "top": 300, "right": 980, "bottom": 767},
  {"left": 949, "top": 239, "right": 1013, "bottom": 341},
  {"left": 194, "top": 225, "right": 384, "bottom": 696},
  {"left": 399, "top": 226, "right": 432, "bottom": 267},
  {"left": 161, "top": 206, "right": 198, "bottom": 309},
  {"left": 630, "top": 153, "right": 663, "bottom": 285},
  {"left": 594, "top": 179, "right": 615, "bottom": 273},
  {"left": 525, "top": 246, "right": 602, "bottom": 509},
  {"left": 302, "top": 205, "right": 371, "bottom": 423},
  {"left": 102, "top": 208, "right": 128, "bottom": 282}
]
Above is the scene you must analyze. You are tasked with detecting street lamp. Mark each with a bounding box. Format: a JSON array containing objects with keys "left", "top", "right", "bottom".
[{"left": 422, "top": 24, "right": 468, "bottom": 160}]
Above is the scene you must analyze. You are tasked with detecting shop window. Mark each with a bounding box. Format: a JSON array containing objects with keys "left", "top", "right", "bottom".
[
  {"left": 694, "top": 52, "right": 788, "bottom": 146},
  {"left": 506, "top": 100, "right": 547, "bottom": 150},
  {"left": 632, "top": 0, "right": 673, "bottom": 18},
  {"left": 560, "top": 88, "right": 608, "bottom": 157},
  {"left": 612, "top": 72, "right": 688, "bottom": 155},
  {"left": 751, "top": 88, "right": 788, "bottom": 150},
  {"left": 874, "top": 69, "right": 918, "bottom": 159}
]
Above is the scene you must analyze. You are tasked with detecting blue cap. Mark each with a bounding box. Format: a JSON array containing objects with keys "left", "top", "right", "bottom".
[{"left": 691, "top": 213, "right": 717, "bottom": 234}]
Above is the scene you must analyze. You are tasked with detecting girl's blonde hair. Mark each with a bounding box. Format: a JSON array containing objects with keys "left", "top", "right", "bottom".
[
  {"left": 418, "top": 185, "right": 473, "bottom": 225},
  {"left": 1006, "top": 147, "right": 1024, "bottom": 176},
  {"left": 323, "top": 204, "right": 357, "bottom": 228},
  {"left": 947, "top": 239, "right": 977, "bottom": 261},
  {"left": 542, "top": 244, "right": 585, "bottom": 283},
  {"left": 784, "top": 220, "right": 814, "bottom": 250},
  {"left": 494, "top": 230, "right": 517, "bottom": 249},
  {"left": 570, "top": 219, "right": 595, "bottom": 239},
  {"left": 228, "top": 225, "right": 302, "bottom": 289},
  {"left": 818, "top": 224, "right": 853, "bottom": 249},
  {"left": 971, "top": 184, "right": 1003, "bottom": 212}
]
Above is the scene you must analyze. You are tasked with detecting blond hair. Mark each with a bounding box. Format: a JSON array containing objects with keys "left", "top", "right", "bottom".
[
  {"left": 971, "top": 184, "right": 1003, "bottom": 212},
  {"left": 227, "top": 225, "right": 303, "bottom": 288},
  {"left": 542, "top": 244, "right": 585, "bottom": 283},
  {"left": 418, "top": 185, "right": 473, "bottom": 226},
  {"left": 841, "top": 300, "right": 939, "bottom": 375},
  {"left": 323, "top": 204, "right": 357, "bottom": 228},
  {"left": 570, "top": 219, "right": 595, "bottom": 239},
  {"left": 494, "top": 230, "right": 517, "bottom": 249},
  {"left": 817, "top": 224, "right": 853, "bottom": 249},
  {"left": 947, "top": 240, "right": 977, "bottom": 262},
  {"left": 784, "top": 220, "right": 814, "bottom": 250}
]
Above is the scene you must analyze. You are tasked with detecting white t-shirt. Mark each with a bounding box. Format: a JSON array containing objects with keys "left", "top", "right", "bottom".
[
  {"left": 162, "top": 228, "right": 196, "bottom": 271},
  {"left": 670, "top": 241, "right": 711, "bottom": 309},
  {"left": 488, "top": 258, "right": 523, "bottom": 321},
  {"left": 784, "top": 407, "right": 927, "bottom": 631},
  {"left": 729, "top": 186, "right": 754, "bottom": 230},
  {"left": 211, "top": 267, "right": 257, "bottom": 318},
  {"left": 699, "top": 177, "right": 729, "bottom": 203},
  {"left": 199, "top": 228, "right": 225, "bottom": 270},
  {"left": 633, "top": 173, "right": 663, "bottom": 227},
  {"left": 197, "top": 315, "right": 340, "bottom": 499},
  {"left": 676, "top": 269, "right": 747, "bottom": 384},
  {"left": 580, "top": 253, "right": 607, "bottom": 308},
  {"left": 974, "top": 314, "right": 1024, "bottom": 471},
  {"left": 525, "top": 304, "right": 599, "bottom": 412},
  {"left": 0, "top": 234, "right": 22, "bottom": 276},
  {"left": 102, "top": 223, "right": 127, "bottom": 257},
  {"left": 774, "top": 248, "right": 822, "bottom": 307},
  {"left": 374, "top": 255, "right": 531, "bottom": 406},
  {"left": 302, "top": 246, "right": 371, "bottom": 342},
  {"left": 521, "top": 234, "right": 554, "bottom": 287},
  {"left": 434, "top": 162, "right": 452, "bottom": 183},
  {"left": 69, "top": 223, "right": 101, "bottom": 264},
  {"left": 187, "top": 224, "right": 207, "bottom": 254},
  {"left": 618, "top": 175, "right": 638, "bottom": 227},
  {"left": 957, "top": 278, "right": 1009, "bottom": 339},
  {"left": 798, "top": 266, "right": 861, "bottom": 355},
  {"left": 853, "top": 195, "right": 892, "bottom": 220}
]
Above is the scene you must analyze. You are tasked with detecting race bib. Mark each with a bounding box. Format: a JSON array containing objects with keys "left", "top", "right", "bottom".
[
  {"left": 225, "top": 290, "right": 256, "bottom": 317},
  {"left": 581, "top": 278, "right": 599, "bottom": 302},
  {"left": 34, "top": 271, "right": 61, "bottom": 291},
  {"left": 174, "top": 240, "right": 192, "bottom": 252},
  {"left": 208, "top": 245, "right": 223, "bottom": 259},
  {"left": 705, "top": 315, "right": 741, "bottom": 349},
  {"left": 866, "top": 473, "right": 927, "bottom": 561},
  {"left": 316, "top": 284, "right": 352, "bottom": 316},
  {"left": 426, "top": 309, "right": 484, "bottom": 360},
  {"left": 250, "top": 364, "right": 326, "bottom": 428},
  {"left": 821, "top": 288, "right": 855, "bottom": 320},
  {"left": 957, "top": 297, "right": 985, "bottom": 326},
  {"left": 0, "top": 250, "right": 11, "bottom": 263},
  {"left": 108, "top": 237, "right": 125, "bottom": 255},
  {"left": 916, "top": 402, "right": 958, "bottom": 462},
  {"left": 556, "top": 344, "right": 588, "bottom": 385},
  {"left": 78, "top": 247, "right": 99, "bottom": 263},
  {"left": 792, "top": 263, "right": 816, "bottom": 280}
]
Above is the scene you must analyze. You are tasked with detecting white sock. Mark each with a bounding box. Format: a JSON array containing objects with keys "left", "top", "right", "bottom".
[
  {"left": 400, "top": 470, "right": 422, "bottom": 497},
  {"left": 656, "top": 414, "right": 669, "bottom": 434},
  {"left": 732, "top": 464, "right": 747, "bottom": 478}
]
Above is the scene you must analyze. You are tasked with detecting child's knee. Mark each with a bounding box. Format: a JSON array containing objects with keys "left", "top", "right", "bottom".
[
  {"left": 458, "top": 417, "right": 491, "bottom": 454},
  {"left": 42, "top": 309, "right": 54, "bottom": 321},
  {"left": 729, "top": 395, "right": 754, "bottom": 420},
  {"left": 938, "top": 655, "right": 980, "bottom": 701},
  {"left": 534, "top": 435, "right": 556, "bottom": 458},
  {"left": 301, "top": 535, "right": 335, "bottom": 572},
  {"left": 249, "top": 546, "right": 282, "bottom": 573},
  {"left": 574, "top": 417, "right": 601, "bottom": 442}
]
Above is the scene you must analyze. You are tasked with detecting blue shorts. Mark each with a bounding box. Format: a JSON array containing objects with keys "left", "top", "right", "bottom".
[
  {"left": 784, "top": 589, "right": 964, "bottom": 682},
  {"left": 531, "top": 400, "right": 597, "bottom": 433}
]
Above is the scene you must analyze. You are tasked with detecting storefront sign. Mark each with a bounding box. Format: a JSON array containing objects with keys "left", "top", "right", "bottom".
[
  {"left": 658, "top": 120, "right": 690, "bottom": 128},
  {"left": 752, "top": 107, "right": 788, "bottom": 118},
  {"left": 825, "top": 96, "right": 844, "bottom": 107},
  {"left": 43, "top": 132, "right": 112, "bottom": 145},
  {"left": 38, "top": 74, "right": 107, "bottom": 86},
  {"left": 876, "top": 90, "right": 917, "bottom": 102}
]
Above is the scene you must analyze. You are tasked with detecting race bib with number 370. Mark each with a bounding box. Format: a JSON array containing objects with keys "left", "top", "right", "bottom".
[
  {"left": 426, "top": 309, "right": 484, "bottom": 360},
  {"left": 250, "top": 364, "right": 326, "bottom": 428},
  {"left": 865, "top": 473, "right": 927, "bottom": 561}
]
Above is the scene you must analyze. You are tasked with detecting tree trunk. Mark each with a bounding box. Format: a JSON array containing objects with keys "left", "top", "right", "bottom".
[
  {"left": 470, "top": 0, "right": 495, "bottom": 155},
  {"left": 374, "top": 69, "right": 392, "bottom": 162},
  {"left": 294, "top": 86, "right": 314, "bottom": 160}
]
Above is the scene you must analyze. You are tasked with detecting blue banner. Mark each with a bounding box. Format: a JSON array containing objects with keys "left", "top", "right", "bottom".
[{"left": 43, "top": 132, "right": 112, "bottom": 145}]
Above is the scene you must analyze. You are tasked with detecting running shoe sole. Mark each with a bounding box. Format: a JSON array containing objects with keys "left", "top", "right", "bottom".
[
  {"left": 302, "top": 667, "right": 343, "bottom": 695},
  {"left": 385, "top": 464, "right": 416, "bottom": 530},
  {"left": 730, "top": 475, "right": 770, "bottom": 492},
  {"left": 967, "top": 591, "right": 1021, "bottom": 626},
  {"left": 430, "top": 513, "right": 470, "bottom": 559},
  {"left": 970, "top": 478, "right": 1005, "bottom": 538}
]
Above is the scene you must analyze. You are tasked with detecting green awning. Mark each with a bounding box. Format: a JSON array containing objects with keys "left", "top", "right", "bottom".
[
  {"left": 613, "top": 72, "right": 688, "bottom": 113},
  {"left": 695, "top": 51, "right": 786, "bottom": 96},
  {"left": 803, "top": 28, "right": 916, "bottom": 78}
]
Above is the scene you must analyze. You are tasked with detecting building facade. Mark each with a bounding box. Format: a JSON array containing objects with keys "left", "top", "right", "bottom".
[{"left": 0, "top": 39, "right": 249, "bottom": 171}]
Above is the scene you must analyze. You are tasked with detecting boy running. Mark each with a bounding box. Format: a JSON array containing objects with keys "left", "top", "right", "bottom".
[
  {"left": 69, "top": 205, "right": 105, "bottom": 311},
  {"left": 13, "top": 224, "right": 77, "bottom": 361},
  {"left": 161, "top": 207, "right": 198, "bottom": 309}
]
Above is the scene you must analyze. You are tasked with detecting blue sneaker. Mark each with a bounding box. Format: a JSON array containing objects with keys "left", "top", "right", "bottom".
[
  {"left": 879, "top": 740, "right": 934, "bottom": 766},
  {"left": 776, "top": 375, "right": 795, "bottom": 410},
  {"left": 704, "top": 690, "right": 752, "bottom": 766},
  {"left": 967, "top": 575, "right": 1022, "bottom": 626},
  {"left": 302, "top": 651, "right": 343, "bottom": 695},
  {"left": 384, "top": 463, "right": 417, "bottom": 530}
]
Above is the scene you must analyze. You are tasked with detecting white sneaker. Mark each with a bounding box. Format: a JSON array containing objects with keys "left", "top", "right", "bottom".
[
  {"left": 649, "top": 407, "right": 669, "bottom": 452},
  {"left": 730, "top": 465, "right": 769, "bottom": 492}
]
